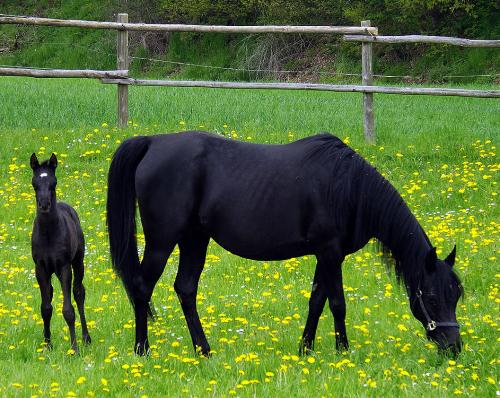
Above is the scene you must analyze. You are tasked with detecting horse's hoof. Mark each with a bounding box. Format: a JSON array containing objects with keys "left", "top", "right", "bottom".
[
  {"left": 42, "top": 341, "right": 53, "bottom": 351},
  {"left": 195, "top": 345, "right": 212, "bottom": 358},
  {"left": 299, "top": 339, "right": 313, "bottom": 356},
  {"left": 68, "top": 346, "right": 79, "bottom": 356},
  {"left": 335, "top": 342, "right": 349, "bottom": 352},
  {"left": 201, "top": 349, "right": 212, "bottom": 358},
  {"left": 83, "top": 334, "right": 92, "bottom": 345},
  {"left": 135, "top": 342, "right": 150, "bottom": 356}
]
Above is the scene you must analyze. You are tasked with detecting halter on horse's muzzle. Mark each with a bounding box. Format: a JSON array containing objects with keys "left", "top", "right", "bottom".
[{"left": 416, "top": 289, "right": 460, "bottom": 331}]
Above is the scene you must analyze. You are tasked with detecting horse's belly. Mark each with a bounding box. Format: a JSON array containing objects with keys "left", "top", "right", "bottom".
[
  {"left": 210, "top": 233, "right": 311, "bottom": 261},
  {"left": 201, "top": 210, "right": 311, "bottom": 261}
]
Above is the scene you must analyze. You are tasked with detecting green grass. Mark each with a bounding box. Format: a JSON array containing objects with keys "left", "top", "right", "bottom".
[{"left": 0, "top": 77, "right": 498, "bottom": 397}]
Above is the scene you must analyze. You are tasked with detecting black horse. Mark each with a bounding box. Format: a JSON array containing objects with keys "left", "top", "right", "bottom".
[
  {"left": 107, "top": 132, "right": 462, "bottom": 357},
  {"left": 30, "top": 153, "right": 91, "bottom": 352}
]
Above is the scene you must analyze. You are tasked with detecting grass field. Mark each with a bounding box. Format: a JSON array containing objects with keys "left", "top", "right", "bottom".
[{"left": 0, "top": 77, "right": 498, "bottom": 397}]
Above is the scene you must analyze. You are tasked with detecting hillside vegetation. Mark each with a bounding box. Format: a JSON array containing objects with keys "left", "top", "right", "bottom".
[{"left": 0, "top": 0, "right": 499, "bottom": 83}]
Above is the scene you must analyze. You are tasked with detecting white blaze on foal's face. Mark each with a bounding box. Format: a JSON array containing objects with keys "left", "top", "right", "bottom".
[{"left": 40, "top": 173, "right": 48, "bottom": 178}]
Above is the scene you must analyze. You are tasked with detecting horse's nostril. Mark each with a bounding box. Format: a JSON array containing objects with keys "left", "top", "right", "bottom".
[{"left": 38, "top": 202, "right": 51, "bottom": 211}]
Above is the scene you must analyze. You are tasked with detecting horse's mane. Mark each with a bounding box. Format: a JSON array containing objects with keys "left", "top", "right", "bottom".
[
  {"left": 298, "top": 134, "right": 435, "bottom": 288},
  {"left": 294, "top": 134, "right": 464, "bottom": 294},
  {"left": 39, "top": 159, "right": 55, "bottom": 169}
]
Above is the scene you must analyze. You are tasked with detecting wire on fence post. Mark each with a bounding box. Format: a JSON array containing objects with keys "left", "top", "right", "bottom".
[
  {"left": 117, "top": 13, "right": 129, "bottom": 128},
  {"left": 361, "top": 20, "right": 375, "bottom": 144}
]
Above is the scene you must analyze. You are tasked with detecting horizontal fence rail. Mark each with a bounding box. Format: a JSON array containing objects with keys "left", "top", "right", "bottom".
[
  {"left": 101, "top": 78, "right": 500, "bottom": 98},
  {"left": 344, "top": 35, "right": 500, "bottom": 47},
  {"left": 1, "top": 12, "right": 498, "bottom": 143},
  {"left": 0, "top": 15, "right": 378, "bottom": 35},
  {"left": 0, "top": 67, "right": 127, "bottom": 78}
]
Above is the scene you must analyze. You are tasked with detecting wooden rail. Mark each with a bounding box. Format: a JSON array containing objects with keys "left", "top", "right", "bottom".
[
  {"left": 0, "top": 15, "right": 378, "bottom": 35},
  {"left": 0, "top": 67, "right": 127, "bottom": 79},
  {"left": 1, "top": 13, "right": 499, "bottom": 144},
  {"left": 344, "top": 35, "right": 500, "bottom": 47},
  {"left": 100, "top": 78, "right": 500, "bottom": 98}
]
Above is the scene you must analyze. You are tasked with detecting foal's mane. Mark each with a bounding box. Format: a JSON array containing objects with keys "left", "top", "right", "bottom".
[{"left": 38, "top": 159, "right": 55, "bottom": 170}]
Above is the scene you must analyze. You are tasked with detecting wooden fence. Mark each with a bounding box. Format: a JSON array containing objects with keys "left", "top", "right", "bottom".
[{"left": 0, "top": 13, "right": 499, "bottom": 143}]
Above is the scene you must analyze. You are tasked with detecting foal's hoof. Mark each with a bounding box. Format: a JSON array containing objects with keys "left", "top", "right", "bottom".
[
  {"left": 299, "top": 339, "right": 314, "bottom": 356},
  {"left": 195, "top": 345, "right": 212, "bottom": 358},
  {"left": 335, "top": 341, "right": 349, "bottom": 352},
  {"left": 67, "top": 346, "right": 79, "bottom": 356},
  {"left": 134, "top": 342, "right": 151, "bottom": 356},
  {"left": 83, "top": 334, "right": 92, "bottom": 345},
  {"left": 201, "top": 349, "right": 212, "bottom": 358},
  {"left": 42, "top": 340, "right": 53, "bottom": 351}
]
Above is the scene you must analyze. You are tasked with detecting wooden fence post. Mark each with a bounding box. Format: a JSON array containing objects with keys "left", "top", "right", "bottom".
[
  {"left": 117, "top": 13, "right": 129, "bottom": 128},
  {"left": 361, "top": 20, "right": 375, "bottom": 144}
]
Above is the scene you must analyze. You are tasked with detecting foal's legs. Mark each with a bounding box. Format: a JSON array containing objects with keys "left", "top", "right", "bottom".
[
  {"left": 36, "top": 265, "right": 53, "bottom": 349},
  {"left": 133, "top": 240, "right": 174, "bottom": 356},
  {"left": 299, "top": 265, "right": 327, "bottom": 355},
  {"left": 57, "top": 266, "right": 78, "bottom": 352},
  {"left": 315, "top": 249, "right": 349, "bottom": 351},
  {"left": 174, "top": 231, "right": 210, "bottom": 356},
  {"left": 72, "top": 251, "right": 91, "bottom": 344}
]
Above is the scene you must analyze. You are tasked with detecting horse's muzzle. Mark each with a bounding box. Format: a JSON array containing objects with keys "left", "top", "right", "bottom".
[
  {"left": 430, "top": 330, "right": 462, "bottom": 357},
  {"left": 438, "top": 339, "right": 462, "bottom": 358},
  {"left": 37, "top": 201, "right": 51, "bottom": 213}
]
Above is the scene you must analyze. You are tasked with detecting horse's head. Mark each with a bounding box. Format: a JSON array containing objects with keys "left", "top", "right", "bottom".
[
  {"left": 410, "top": 245, "right": 463, "bottom": 357},
  {"left": 30, "top": 153, "right": 58, "bottom": 213}
]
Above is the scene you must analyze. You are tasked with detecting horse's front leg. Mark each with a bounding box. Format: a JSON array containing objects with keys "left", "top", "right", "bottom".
[
  {"left": 317, "top": 249, "right": 349, "bottom": 351},
  {"left": 36, "top": 264, "right": 53, "bottom": 349},
  {"left": 72, "top": 250, "right": 91, "bottom": 345},
  {"left": 57, "top": 265, "right": 78, "bottom": 353},
  {"left": 299, "top": 265, "right": 327, "bottom": 355}
]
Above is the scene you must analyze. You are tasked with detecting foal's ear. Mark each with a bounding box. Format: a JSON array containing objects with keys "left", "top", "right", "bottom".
[
  {"left": 48, "top": 153, "right": 58, "bottom": 169},
  {"left": 30, "top": 153, "right": 40, "bottom": 170},
  {"left": 444, "top": 244, "right": 456, "bottom": 267},
  {"left": 425, "top": 247, "right": 437, "bottom": 272}
]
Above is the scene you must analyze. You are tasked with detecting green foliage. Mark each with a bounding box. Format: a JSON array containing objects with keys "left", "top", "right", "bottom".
[
  {"left": 343, "top": 0, "right": 498, "bottom": 36},
  {"left": 0, "top": 0, "right": 498, "bottom": 83}
]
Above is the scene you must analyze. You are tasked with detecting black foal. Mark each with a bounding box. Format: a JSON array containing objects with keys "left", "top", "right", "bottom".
[{"left": 30, "top": 153, "right": 91, "bottom": 352}]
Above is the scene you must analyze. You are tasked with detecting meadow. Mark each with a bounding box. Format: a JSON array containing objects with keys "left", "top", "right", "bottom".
[{"left": 0, "top": 77, "right": 498, "bottom": 397}]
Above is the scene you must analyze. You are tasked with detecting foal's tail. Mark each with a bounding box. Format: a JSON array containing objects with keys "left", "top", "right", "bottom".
[{"left": 107, "top": 136, "right": 153, "bottom": 316}]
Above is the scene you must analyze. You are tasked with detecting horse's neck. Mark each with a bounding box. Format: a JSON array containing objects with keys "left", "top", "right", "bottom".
[
  {"left": 363, "top": 178, "right": 431, "bottom": 286},
  {"left": 36, "top": 207, "right": 60, "bottom": 233}
]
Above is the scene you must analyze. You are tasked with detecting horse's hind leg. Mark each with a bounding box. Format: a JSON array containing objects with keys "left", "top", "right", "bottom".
[
  {"left": 72, "top": 250, "right": 91, "bottom": 345},
  {"left": 36, "top": 264, "right": 53, "bottom": 349},
  {"left": 133, "top": 239, "right": 175, "bottom": 356},
  {"left": 57, "top": 265, "right": 78, "bottom": 353},
  {"left": 299, "top": 264, "right": 327, "bottom": 355},
  {"left": 174, "top": 231, "right": 210, "bottom": 356}
]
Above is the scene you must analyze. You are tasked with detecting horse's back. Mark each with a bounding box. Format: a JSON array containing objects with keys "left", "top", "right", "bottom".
[{"left": 135, "top": 131, "right": 356, "bottom": 259}]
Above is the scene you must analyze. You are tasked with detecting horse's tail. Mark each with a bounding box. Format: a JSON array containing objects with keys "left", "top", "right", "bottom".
[{"left": 107, "top": 136, "right": 152, "bottom": 316}]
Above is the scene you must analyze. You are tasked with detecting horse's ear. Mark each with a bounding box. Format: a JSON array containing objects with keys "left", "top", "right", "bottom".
[
  {"left": 425, "top": 247, "right": 437, "bottom": 272},
  {"left": 49, "top": 153, "right": 58, "bottom": 169},
  {"left": 30, "top": 153, "right": 39, "bottom": 170},
  {"left": 444, "top": 244, "right": 456, "bottom": 267}
]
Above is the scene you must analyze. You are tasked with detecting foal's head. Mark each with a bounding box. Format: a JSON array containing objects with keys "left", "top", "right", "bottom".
[
  {"left": 30, "top": 153, "right": 58, "bottom": 213},
  {"left": 410, "top": 246, "right": 463, "bottom": 356}
]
